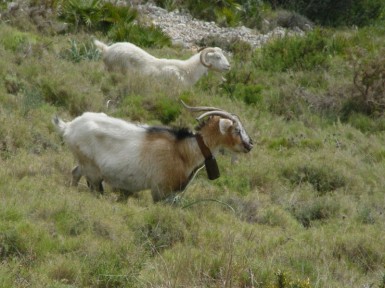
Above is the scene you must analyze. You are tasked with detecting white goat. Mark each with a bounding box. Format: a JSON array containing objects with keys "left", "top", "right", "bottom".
[
  {"left": 93, "top": 39, "right": 230, "bottom": 87},
  {"left": 52, "top": 102, "right": 253, "bottom": 202}
]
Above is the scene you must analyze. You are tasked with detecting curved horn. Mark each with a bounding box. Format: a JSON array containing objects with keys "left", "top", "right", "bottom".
[
  {"left": 200, "top": 48, "right": 216, "bottom": 68},
  {"left": 196, "top": 111, "right": 237, "bottom": 122},
  {"left": 181, "top": 100, "right": 225, "bottom": 112}
]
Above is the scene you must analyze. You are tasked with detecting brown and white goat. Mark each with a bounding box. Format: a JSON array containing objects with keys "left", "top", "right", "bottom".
[{"left": 52, "top": 102, "right": 253, "bottom": 202}]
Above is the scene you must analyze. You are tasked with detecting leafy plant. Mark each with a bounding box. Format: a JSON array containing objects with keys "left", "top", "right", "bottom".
[
  {"left": 254, "top": 28, "right": 348, "bottom": 72},
  {"left": 58, "top": 0, "right": 105, "bottom": 31},
  {"left": 60, "top": 39, "right": 101, "bottom": 62},
  {"left": 342, "top": 50, "right": 385, "bottom": 118},
  {"left": 108, "top": 23, "right": 171, "bottom": 47},
  {"left": 58, "top": 0, "right": 170, "bottom": 47},
  {"left": 239, "top": 0, "right": 265, "bottom": 29},
  {"left": 266, "top": 0, "right": 385, "bottom": 27},
  {"left": 222, "top": 82, "right": 264, "bottom": 105},
  {"left": 154, "top": 98, "right": 181, "bottom": 124}
]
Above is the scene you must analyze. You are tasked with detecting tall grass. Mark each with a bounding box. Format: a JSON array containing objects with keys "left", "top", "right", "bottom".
[{"left": 1, "top": 2, "right": 385, "bottom": 288}]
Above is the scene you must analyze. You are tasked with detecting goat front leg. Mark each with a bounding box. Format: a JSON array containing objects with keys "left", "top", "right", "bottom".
[{"left": 86, "top": 178, "right": 104, "bottom": 194}]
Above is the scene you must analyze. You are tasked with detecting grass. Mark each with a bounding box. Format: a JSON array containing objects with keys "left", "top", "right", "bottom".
[{"left": 1, "top": 2, "right": 385, "bottom": 288}]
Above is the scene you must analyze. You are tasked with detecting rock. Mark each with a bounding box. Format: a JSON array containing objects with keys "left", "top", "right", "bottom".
[{"left": 136, "top": 3, "right": 305, "bottom": 49}]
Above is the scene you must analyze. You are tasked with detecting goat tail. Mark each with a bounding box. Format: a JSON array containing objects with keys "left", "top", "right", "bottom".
[
  {"left": 93, "top": 39, "right": 109, "bottom": 53},
  {"left": 52, "top": 115, "right": 67, "bottom": 136}
]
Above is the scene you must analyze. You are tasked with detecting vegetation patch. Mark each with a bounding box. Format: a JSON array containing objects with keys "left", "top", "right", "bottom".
[
  {"left": 254, "top": 28, "right": 349, "bottom": 72},
  {"left": 58, "top": 0, "right": 171, "bottom": 47},
  {"left": 290, "top": 197, "right": 340, "bottom": 227},
  {"left": 333, "top": 235, "right": 384, "bottom": 273},
  {"left": 1, "top": 1, "right": 385, "bottom": 287},
  {"left": 282, "top": 164, "right": 346, "bottom": 194},
  {"left": 135, "top": 207, "right": 189, "bottom": 254},
  {"left": 342, "top": 50, "right": 385, "bottom": 119}
]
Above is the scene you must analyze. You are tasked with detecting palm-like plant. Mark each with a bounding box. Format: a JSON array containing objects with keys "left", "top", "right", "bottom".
[{"left": 58, "top": 0, "right": 104, "bottom": 31}]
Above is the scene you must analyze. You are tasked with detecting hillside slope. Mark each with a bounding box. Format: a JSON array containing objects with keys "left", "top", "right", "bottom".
[{"left": 1, "top": 1, "right": 385, "bottom": 287}]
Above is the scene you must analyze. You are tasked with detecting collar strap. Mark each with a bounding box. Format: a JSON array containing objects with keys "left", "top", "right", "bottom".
[
  {"left": 195, "top": 133, "right": 220, "bottom": 180},
  {"left": 195, "top": 133, "right": 212, "bottom": 159}
]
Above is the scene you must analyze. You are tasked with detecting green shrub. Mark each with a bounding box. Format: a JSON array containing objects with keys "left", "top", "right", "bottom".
[
  {"left": 239, "top": 0, "right": 265, "bottom": 29},
  {"left": 53, "top": 208, "right": 89, "bottom": 237},
  {"left": 344, "top": 113, "right": 385, "bottom": 133},
  {"left": 188, "top": 0, "right": 243, "bottom": 27},
  {"left": 273, "top": 10, "right": 314, "bottom": 31},
  {"left": 58, "top": 0, "right": 170, "bottom": 47},
  {"left": 333, "top": 236, "right": 384, "bottom": 273},
  {"left": 135, "top": 207, "right": 188, "bottom": 254},
  {"left": 341, "top": 50, "right": 385, "bottom": 119},
  {"left": 282, "top": 164, "right": 346, "bottom": 194},
  {"left": 60, "top": 39, "right": 100, "bottom": 62},
  {"left": 0, "top": 227, "right": 28, "bottom": 260},
  {"left": 154, "top": 98, "right": 181, "bottom": 124},
  {"left": 58, "top": 0, "right": 136, "bottom": 32},
  {"left": 224, "top": 83, "right": 263, "bottom": 105},
  {"left": 38, "top": 77, "right": 89, "bottom": 115},
  {"left": 254, "top": 28, "right": 348, "bottom": 72},
  {"left": 356, "top": 206, "right": 376, "bottom": 224},
  {"left": 267, "top": 0, "right": 385, "bottom": 27},
  {"left": 0, "top": 29, "right": 37, "bottom": 52},
  {"left": 21, "top": 88, "right": 45, "bottom": 116},
  {"left": 109, "top": 23, "right": 171, "bottom": 48},
  {"left": 290, "top": 197, "right": 340, "bottom": 227}
]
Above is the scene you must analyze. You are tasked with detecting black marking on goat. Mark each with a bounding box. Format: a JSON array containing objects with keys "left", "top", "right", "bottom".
[{"left": 146, "top": 126, "right": 194, "bottom": 140}]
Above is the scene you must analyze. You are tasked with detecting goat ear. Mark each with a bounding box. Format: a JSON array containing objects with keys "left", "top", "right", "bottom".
[{"left": 219, "top": 119, "right": 233, "bottom": 134}]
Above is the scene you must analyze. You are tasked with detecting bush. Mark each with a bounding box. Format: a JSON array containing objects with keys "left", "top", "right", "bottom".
[
  {"left": 282, "top": 164, "right": 346, "bottom": 194},
  {"left": 266, "top": 0, "right": 385, "bottom": 27},
  {"left": 290, "top": 197, "right": 340, "bottom": 228},
  {"left": 58, "top": 0, "right": 170, "bottom": 47},
  {"left": 254, "top": 28, "right": 348, "bottom": 72},
  {"left": 58, "top": 0, "right": 135, "bottom": 32},
  {"left": 341, "top": 50, "right": 385, "bottom": 118},
  {"left": 153, "top": 98, "right": 181, "bottom": 124},
  {"left": 273, "top": 10, "right": 313, "bottom": 30},
  {"left": 220, "top": 66, "right": 265, "bottom": 106},
  {"left": 333, "top": 236, "right": 384, "bottom": 273},
  {"left": 0, "top": 227, "right": 28, "bottom": 260},
  {"left": 60, "top": 39, "right": 101, "bottom": 63},
  {"left": 238, "top": 0, "right": 265, "bottom": 29},
  {"left": 232, "top": 84, "right": 264, "bottom": 105},
  {"left": 109, "top": 23, "right": 171, "bottom": 48},
  {"left": 135, "top": 207, "right": 188, "bottom": 254},
  {"left": 0, "top": 28, "right": 37, "bottom": 52}
]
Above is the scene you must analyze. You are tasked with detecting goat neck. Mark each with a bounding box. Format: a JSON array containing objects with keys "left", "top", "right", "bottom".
[
  {"left": 195, "top": 116, "right": 224, "bottom": 154},
  {"left": 182, "top": 53, "right": 209, "bottom": 85},
  {"left": 195, "top": 133, "right": 220, "bottom": 180}
]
